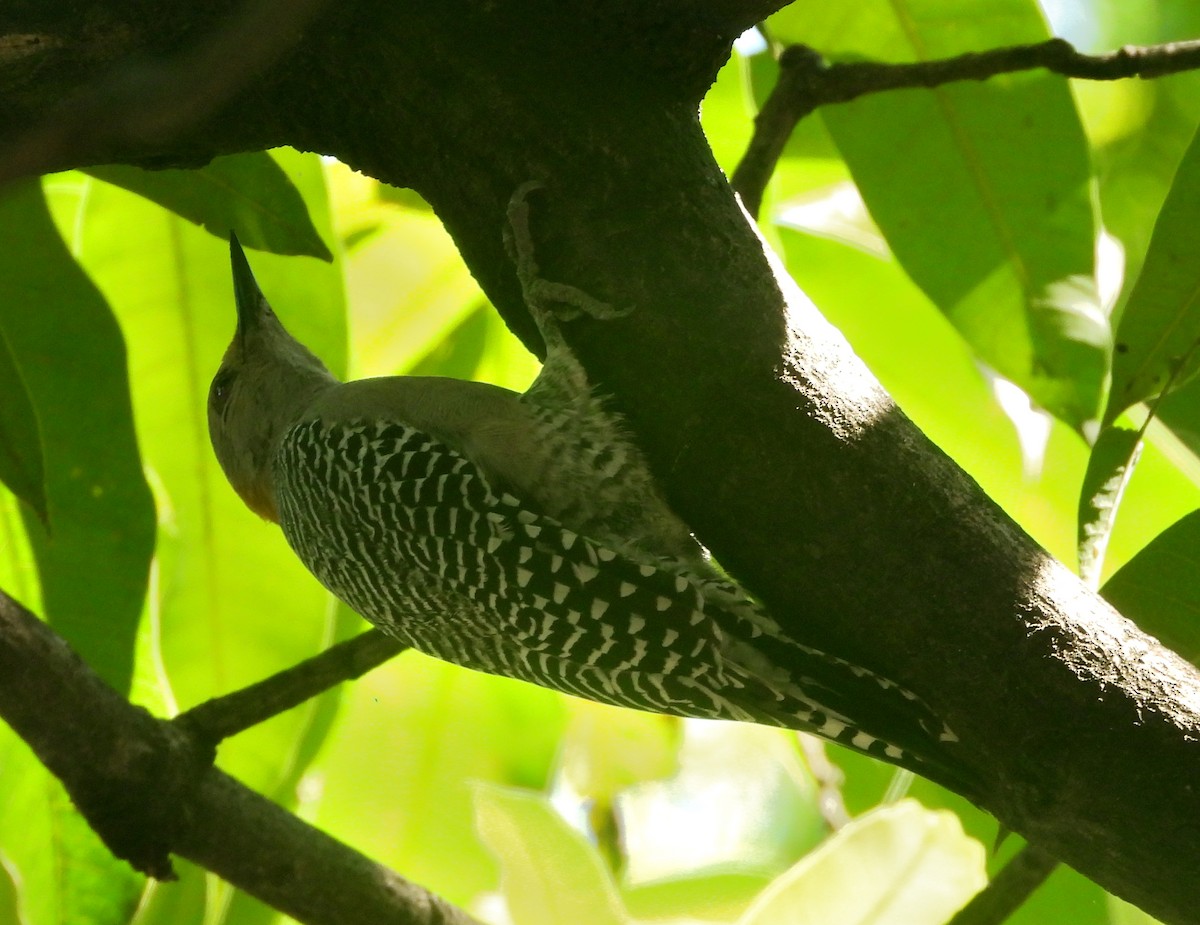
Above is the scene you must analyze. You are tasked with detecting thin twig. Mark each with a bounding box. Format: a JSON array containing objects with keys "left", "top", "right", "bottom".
[
  {"left": 948, "top": 843, "right": 1059, "bottom": 925},
  {"left": 733, "top": 36, "right": 1200, "bottom": 217},
  {"left": 174, "top": 629, "right": 405, "bottom": 746}
]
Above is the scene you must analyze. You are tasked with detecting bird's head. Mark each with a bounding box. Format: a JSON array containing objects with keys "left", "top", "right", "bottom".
[{"left": 208, "top": 235, "right": 338, "bottom": 522}]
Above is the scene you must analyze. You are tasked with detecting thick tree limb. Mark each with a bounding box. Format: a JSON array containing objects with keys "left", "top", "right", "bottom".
[
  {"left": 0, "top": 588, "right": 481, "bottom": 925},
  {"left": 0, "top": 0, "right": 334, "bottom": 182},
  {"left": 2, "top": 3, "right": 1200, "bottom": 923},
  {"left": 733, "top": 36, "right": 1200, "bottom": 215}
]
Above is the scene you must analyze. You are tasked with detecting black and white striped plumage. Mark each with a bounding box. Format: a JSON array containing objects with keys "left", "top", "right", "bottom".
[
  {"left": 209, "top": 225, "right": 964, "bottom": 789},
  {"left": 271, "top": 414, "right": 950, "bottom": 766}
]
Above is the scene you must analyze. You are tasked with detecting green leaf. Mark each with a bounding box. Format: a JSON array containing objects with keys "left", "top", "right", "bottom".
[
  {"left": 1003, "top": 863, "right": 1112, "bottom": 925},
  {"left": 1102, "top": 511, "right": 1200, "bottom": 666},
  {"left": 1090, "top": 74, "right": 1200, "bottom": 301},
  {"left": 347, "top": 208, "right": 498, "bottom": 377},
  {"left": 623, "top": 871, "right": 771, "bottom": 923},
  {"left": 1109, "top": 893, "right": 1173, "bottom": 925},
  {"left": 1078, "top": 426, "right": 1143, "bottom": 588},
  {"left": 701, "top": 46, "right": 759, "bottom": 177},
  {"left": 770, "top": 0, "right": 1107, "bottom": 432},
  {"left": 559, "top": 702, "right": 682, "bottom": 873},
  {"left": 0, "top": 730, "right": 143, "bottom": 925},
  {"left": 559, "top": 700, "right": 680, "bottom": 806},
  {"left": 127, "top": 862, "right": 207, "bottom": 925},
  {"left": 0, "top": 179, "right": 155, "bottom": 692},
  {"left": 1154, "top": 373, "right": 1200, "bottom": 487},
  {"left": 376, "top": 183, "right": 434, "bottom": 212},
  {"left": 408, "top": 301, "right": 496, "bottom": 380},
  {"left": 1152, "top": 376, "right": 1200, "bottom": 477},
  {"left": 0, "top": 328, "right": 46, "bottom": 522},
  {"left": 738, "top": 800, "right": 985, "bottom": 925},
  {"left": 775, "top": 226, "right": 1092, "bottom": 563},
  {"left": 313, "top": 654, "right": 567, "bottom": 906},
  {"left": 86, "top": 151, "right": 332, "bottom": 261},
  {"left": 0, "top": 852, "right": 17, "bottom": 925},
  {"left": 1106, "top": 121, "right": 1200, "bottom": 425},
  {"left": 619, "top": 723, "right": 828, "bottom": 883},
  {"left": 46, "top": 153, "right": 349, "bottom": 804},
  {"left": 474, "top": 784, "right": 630, "bottom": 925},
  {"left": 0, "top": 491, "right": 38, "bottom": 624}
]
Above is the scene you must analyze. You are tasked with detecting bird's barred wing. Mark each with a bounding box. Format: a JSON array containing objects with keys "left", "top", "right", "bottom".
[
  {"left": 479, "top": 491, "right": 735, "bottom": 682},
  {"left": 277, "top": 418, "right": 964, "bottom": 783},
  {"left": 691, "top": 571, "right": 957, "bottom": 751},
  {"left": 277, "top": 418, "right": 728, "bottom": 682}
]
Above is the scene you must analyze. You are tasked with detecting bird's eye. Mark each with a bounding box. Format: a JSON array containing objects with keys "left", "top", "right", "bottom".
[{"left": 209, "top": 368, "right": 237, "bottom": 417}]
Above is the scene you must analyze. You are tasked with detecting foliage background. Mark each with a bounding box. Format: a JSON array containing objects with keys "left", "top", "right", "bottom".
[{"left": 2, "top": 0, "right": 1200, "bottom": 923}]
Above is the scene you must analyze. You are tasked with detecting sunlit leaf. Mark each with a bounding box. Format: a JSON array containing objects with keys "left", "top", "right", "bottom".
[
  {"left": 620, "top": 723, "right": 827, "bottom": 884},
  {"left": 0, "top": 179, "right": 155, "bottom": 692},
  {"left": 408, "top": 301, "right": 495, "bottom": 380},
  {"left": 1109, "top": 892, "right": 1173, "bottom": 925},
  {"left": 1078, "top": 426, "right": 1143, "bottom": 588},
  {"left": 0, "top": 731, "right": 143, "bottom": 925},
  {"left": 474, "top": 784, "right": 630, "bottom": 925},
  {"left": 558, "top": 701, "right": 683, "bottom": 873},
  {"left": 126, "top": 862, "right": 207, "bottom": 925},
  {"left": 0, "top": 494, "right": 39, "bottom": 676},
  {"left": 312, "top": 654, "right": 567, "bottom": 907},
  {"left": 87, "top": 152, "right": 331, "bottom": 260},
  {"left": 1107, "top": 121, "right": 1200, "bottom": 425},
  {"left": 0, "top": 851, "right": 17, "bottom": 925},
  {"left": 775, "top": 226, "right": 1092, "bottom": 562},
  {"left": 1003, "top": 863, "right": 1113, "bottom": 925},
  {"left": 738, "top": 801, "right": 985, "bottom": 925},
  {"left": 623, "top": 871, "right": 771, "bottom": 923},
  {"left": 1155, "top": 373, "right": 1200, "bottom": 477},
  {"left": 344, "top": 208, "right": 491, "bottom": 378},
  {"left": 0, "top": 328, "right": 46, "bottom": 522},
  {"left": 46, "top": 152, "right": 349, "bottom": 806},
  {"left": 1102, "top": 511, "right": 1200, "bottom": 666},
  {"left": 560, "top": 700, "right": 681, "bottom": 805},
  {"left": 769, "top": 0, "right": 1106, "bottom": 431},
  {"left": 701, "top": 47, "right": 759, "bottom": 176},
  {"left": 324, "top": 159, "right": 538, "bottom": 388},
  {"left": 376, "top": 183, "right": 434, "bottom": 212}
]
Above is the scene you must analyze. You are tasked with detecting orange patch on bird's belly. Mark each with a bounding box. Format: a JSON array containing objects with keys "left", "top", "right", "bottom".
[{"left": 239, "top": 482, "right": 279, "bottom": 523}]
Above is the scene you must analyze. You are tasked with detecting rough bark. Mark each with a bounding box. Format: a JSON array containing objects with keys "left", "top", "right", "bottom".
[
  {"left": 2, "top": 2, "right": 1199, "bottom": 922},
  {"left": 0, "top": 590, "right": 482, "bottom": 925}
]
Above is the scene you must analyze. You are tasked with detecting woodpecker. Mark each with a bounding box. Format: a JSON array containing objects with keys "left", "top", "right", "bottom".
[{"left": 208, "top": 184, "right": 967, "bottom": 790}]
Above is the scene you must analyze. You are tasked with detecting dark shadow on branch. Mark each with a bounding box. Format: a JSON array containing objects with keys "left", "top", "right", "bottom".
[{"left": 0, "top": 0, "right": 333, "bottom": 183}]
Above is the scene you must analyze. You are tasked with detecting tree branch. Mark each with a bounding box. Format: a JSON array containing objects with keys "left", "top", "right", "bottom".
[
  {"left": 2, "top": 5, "right": 1200, "bottom": 923},
  {"left": 174, "top": 630, "right": 405, "bottom": 745},
  {"left": 0, "top": 0, "right": 333, "bottom": 183},
  {"left": 948, "top": 845, "right": 1060, "bottom": 925},
  {"left": 733, "top": 36, "right": 1200, "bottom": 216},
  {"left": 0, "top": 587, "right": 481, "bottom": 925}
]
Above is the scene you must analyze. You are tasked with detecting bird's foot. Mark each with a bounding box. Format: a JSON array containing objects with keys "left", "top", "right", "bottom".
[{"left": 504, "top": 180, "right": 632, "bottom": 326}]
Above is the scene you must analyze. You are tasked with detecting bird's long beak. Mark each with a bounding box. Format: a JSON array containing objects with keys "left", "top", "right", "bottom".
[{"left": 229, "top": 232, "right": 267, "bottom": 342}]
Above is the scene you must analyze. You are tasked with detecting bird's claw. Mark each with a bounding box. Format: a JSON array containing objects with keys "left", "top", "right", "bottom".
[{"left": 505, "top": 180, "right": 632, "bottom": 326}]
